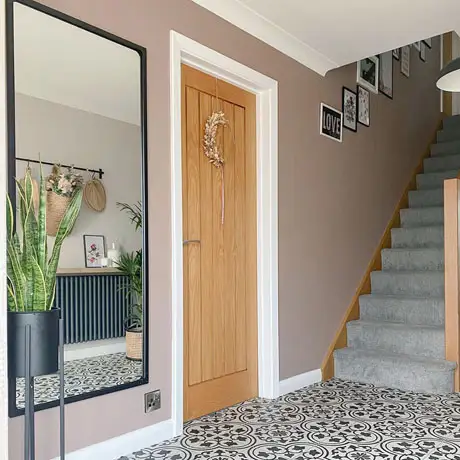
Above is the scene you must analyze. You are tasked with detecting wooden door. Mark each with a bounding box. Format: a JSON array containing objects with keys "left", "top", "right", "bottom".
[{"left": 182, "top": 64, "right": 258, "bottom": 421}]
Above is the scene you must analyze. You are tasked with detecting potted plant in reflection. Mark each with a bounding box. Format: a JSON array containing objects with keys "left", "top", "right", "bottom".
[
  {"left": 7, "top": 166, "right": 83, "bottom": 379},
  {"left": 117, "top": 201, "right": 143, "bottom": 361}
]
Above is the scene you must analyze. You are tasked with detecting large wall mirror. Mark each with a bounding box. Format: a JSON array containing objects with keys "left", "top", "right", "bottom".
[{"left": 6, "top": 0, "right": 148, "bottom": 416}]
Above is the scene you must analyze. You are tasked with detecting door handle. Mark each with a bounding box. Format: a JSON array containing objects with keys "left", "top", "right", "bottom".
[{"left": 183, "top": 239, "right": 201, "bottom": 245}]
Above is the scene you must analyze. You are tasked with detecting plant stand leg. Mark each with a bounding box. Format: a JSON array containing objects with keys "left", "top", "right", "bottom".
[
  {"left": 29, "top": 376, "right": 35, "bottom": 460},
  {"left": 59, "top": 318, "right": 65, "bottom": 460},
  {"left": 24, "top": 326, "right": 29, "bottom": 460},
  {"left": 24, "top": 324, "right": 35, "bottom": 460}
]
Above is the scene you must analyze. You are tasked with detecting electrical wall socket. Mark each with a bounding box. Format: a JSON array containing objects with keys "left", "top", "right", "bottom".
[{"left": 144, "top": 390, "right": 161, "bottom": 413}]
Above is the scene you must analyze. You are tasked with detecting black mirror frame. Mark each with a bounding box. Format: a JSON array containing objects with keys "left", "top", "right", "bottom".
[{"left": 6, "top": 0, "right": 149, "bottom": 418}]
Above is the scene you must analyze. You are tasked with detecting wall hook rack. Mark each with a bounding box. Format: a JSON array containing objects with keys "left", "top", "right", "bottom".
[{"left": 16, "top": 157, "right": 105, "bottom": 179}]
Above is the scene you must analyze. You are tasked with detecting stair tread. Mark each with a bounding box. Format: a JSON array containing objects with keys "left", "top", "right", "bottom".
[
  {"left": 390, "top": 225, "right": 444, "bottom": 249},
  {"left": 416, "top": 171, "right": 459, "bottom": 190},
  {"left": 334, "top": 347, "right": 456, "bottom": 371},
  {"left": 400, "top": 207, "right": 444, "bottom": 228},
  {"left": 409, "top": 187, "right": 443, "bottom": 194},
  {"left": 433, "top": 139, "right": 460, "bottom": 147},
  {"left": 417, "top": 169, "right": 458, "bottom": 179},
  {"left": 359, "top": 294, "right": 444, "bottom": 327},
  {"left": 424, "top": 153, "right": 460, "bottom": 172},
  {"left": 408, "top": 188, "right": 444, "bottom": 207},
  {"left": 360, "top": 293, "right": 444, "bottom": 302},
  {"left": 381, "top": 247, "right": 443, "bottom": 253},
  {"left": 348, "top": 319, "right": 443, "bottom": 332},
  {"left": 392, "top": 225, "right": 444, "bottom": 231},
  {"left": 437, "top": 130, "right": 460, "bottom": 143},
  {"left": 431, "top": 139, "right": 460, "bottom": 156},
  {"left": 372, "top": 269, "right": 444, "bottom": 276},
  {"left": 401, "top": 206, "right": 444, "bottom": 211},
  {"left": 411, "top": 186, "right": 443, "bottom": 190},
  {"left": 426, "top": 152, "right": 460, "bottom": 160},
  {"left": 381, "top": 247, "right": 444, "bottom": 271}
]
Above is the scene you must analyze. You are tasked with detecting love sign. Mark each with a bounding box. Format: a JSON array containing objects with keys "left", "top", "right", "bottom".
[{"left": 320, "top": 103, "right": 343, "bottom": 143}]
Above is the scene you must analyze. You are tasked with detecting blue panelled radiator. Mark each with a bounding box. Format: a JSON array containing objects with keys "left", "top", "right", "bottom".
[{"left": 54, "top": 273, "right": 129, "bottom": 344}]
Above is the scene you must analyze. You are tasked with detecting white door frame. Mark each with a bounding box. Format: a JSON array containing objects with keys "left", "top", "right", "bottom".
[
  {"left": 0, "top": 0, "right": 9, "bottom": 456},
  {"left": 170, "top": 31, "right": 279, "bottom": 436}
]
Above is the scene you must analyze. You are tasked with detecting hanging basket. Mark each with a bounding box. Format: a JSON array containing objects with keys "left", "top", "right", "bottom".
[
  {"left": 126, "top": 329, "right": 142, "bottom": 361},
  {"left": 46, "top": 191, "right": 71, "bottom": 236}
]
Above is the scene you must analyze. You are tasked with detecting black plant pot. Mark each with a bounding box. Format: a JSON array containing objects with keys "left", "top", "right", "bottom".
[{"left": 8, "top": 309, "right": 60, "bottom": 378}]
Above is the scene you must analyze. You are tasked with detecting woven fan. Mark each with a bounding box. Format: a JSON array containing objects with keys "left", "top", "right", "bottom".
[{"left": 83, "top": 178, "right": 106, "bottom": 212}]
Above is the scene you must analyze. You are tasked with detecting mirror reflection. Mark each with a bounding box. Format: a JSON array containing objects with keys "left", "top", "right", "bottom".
[{"left": 10, "top": 2, "right": 146, "bottom": 411}]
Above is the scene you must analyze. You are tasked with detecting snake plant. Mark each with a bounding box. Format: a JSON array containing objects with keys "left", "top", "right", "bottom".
[{"left": 6, "top": 166, "right": 83, "bottom": 312}]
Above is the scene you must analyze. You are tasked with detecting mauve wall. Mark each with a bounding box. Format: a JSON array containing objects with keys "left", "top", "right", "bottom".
[{"left": 8, "top": 0, "right": 441, "bottom": 458}]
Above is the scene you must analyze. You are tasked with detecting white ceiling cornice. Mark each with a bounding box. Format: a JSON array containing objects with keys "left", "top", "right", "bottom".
[
  {"left": 192, "top": 0, "right": 338, "bottom": 76},
  {"left": 193, "top": 0, "right": 460, "bottom": 76}
]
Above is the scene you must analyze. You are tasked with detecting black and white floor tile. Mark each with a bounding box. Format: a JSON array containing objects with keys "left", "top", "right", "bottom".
[
  {"left": 118, "top": 379, "right": 460, "bottom": 460},
  {"left": 16, "top": 352, "right": 143, "bottom": 408}
]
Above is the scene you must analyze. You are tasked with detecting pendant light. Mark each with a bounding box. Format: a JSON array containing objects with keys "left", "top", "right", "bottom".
[{"left": 437, "top": 57, "right": 460, "bottom": 92}]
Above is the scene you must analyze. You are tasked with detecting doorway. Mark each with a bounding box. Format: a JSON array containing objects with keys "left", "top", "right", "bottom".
[
  {"left": 170, "top": 30, "right": 279, "bottom": 435},
  {"left": 181, "top": 64, "right": 258, "bottom": 420}
]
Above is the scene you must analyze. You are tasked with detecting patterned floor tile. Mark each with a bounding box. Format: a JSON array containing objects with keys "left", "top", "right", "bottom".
[
  {"left": 118, "top": 379, "right": 460, "bottom": 460},
  {"left": 15, "top": 352, "right": 143, "bottom": 408}
]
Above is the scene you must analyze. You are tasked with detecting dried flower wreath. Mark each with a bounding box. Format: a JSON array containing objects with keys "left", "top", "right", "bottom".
[
  {"left": 203, "top": 111, "right": 227, "bottom": 167},
  {"left": 203, "top": 110, "right": 228, "bottom": 224}
]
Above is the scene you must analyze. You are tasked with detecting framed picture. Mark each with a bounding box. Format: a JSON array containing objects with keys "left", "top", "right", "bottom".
[
  {"left": 342, "top": 87, "right": 357, "bottom": 132},
  {"left": 401, "top": 45, "right": 410, "bottom": 78},
  {"left": 357, "top": 56, "right": 379, "bottom": 94},
  {"left": 393, "top": 48, "right": 400, "bottom": 60},
  {"left": 357, "top": 85, "right": 370, "bottom": 127},
  {"left": 420, "top": 42, "right": 427, "bottom": 62},
  {"left": 423, "top": 37, "right": 432, "bottom": 48},
  {"left": 413, "top": 41, "right": 421, "bottom": 51},
  {"left": 379, "top": 51, "right": 393, "bottom": 99},
  {"left": 83, "top": 235, "right": 106, "bottom": 268},
  {"left": 320, "top": 103, "right": 343, "bottom": 142}
]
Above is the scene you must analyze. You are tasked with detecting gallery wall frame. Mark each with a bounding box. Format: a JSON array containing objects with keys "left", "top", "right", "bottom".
[
  {"left": 401, "top": 45, "right": 410, "bottom": 78},
  {"left": 342, "top": 87, "right": 357, "bottom": 132},
  {"left": 379, "top": 51, "right": 393, "bottom": 99},
  {"left": 357, "top": 56, "right": 379, "bottom": 94},
  {"left": 357, "top": 85, "right": 370, "bottom": 127},
  {"left": 320, "top": 103, "right": 343, "bottom": 142}
]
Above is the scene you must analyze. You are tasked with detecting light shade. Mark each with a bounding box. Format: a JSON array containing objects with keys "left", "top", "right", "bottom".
[{"left": 437, "top": 57, "right": 460, "bottom": 92}]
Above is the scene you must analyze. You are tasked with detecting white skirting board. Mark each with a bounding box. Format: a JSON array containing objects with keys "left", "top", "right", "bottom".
[
  {"left": 278, "top": 369, "right": 322, "bottom": 397},
  {"left": 52, "top": 419, "right": 174, "bottom": 460},
  {"left": 64, "top": 338, "right": 126, "bottom": 361}
]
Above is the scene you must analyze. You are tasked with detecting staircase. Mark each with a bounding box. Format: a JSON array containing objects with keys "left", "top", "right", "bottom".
[{"left": 334, "top": 116, "right": 460, "bottom": 394}]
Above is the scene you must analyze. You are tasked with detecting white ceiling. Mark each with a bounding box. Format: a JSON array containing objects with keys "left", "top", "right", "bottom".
[
  {"left": 13, "top": 2, "right": 141, "bottom": 125},
  {"left": 193, "top": 0, "right": 460, "bottom": 75}
]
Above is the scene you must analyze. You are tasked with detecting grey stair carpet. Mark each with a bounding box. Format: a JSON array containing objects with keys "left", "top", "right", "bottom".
[{"left": 334, "top": 118, "right": 459, "bottom": 394}]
